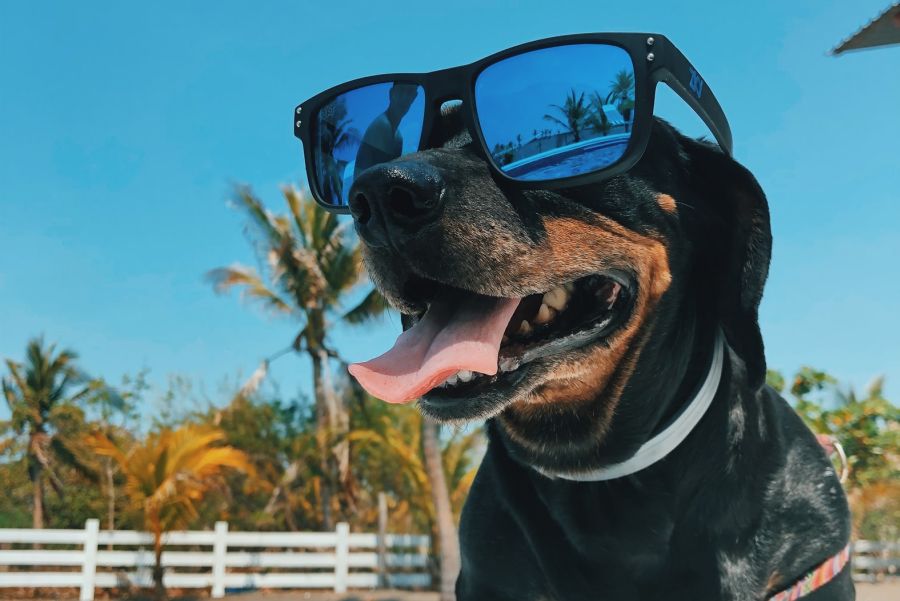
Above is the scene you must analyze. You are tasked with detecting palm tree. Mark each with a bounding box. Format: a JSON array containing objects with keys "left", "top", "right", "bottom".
[
  {"left": 586, "top": 91, "right": 612, "bottom": 136},
  {"left": 605, "top": 70, "right": 635, "bottom": 132},
  {"left": 208, "top": 186, "right": 387, "bottom": 529},
  {"left": 1, "top": 337, "right": 96, "bottom": 528},
  {"left": 605, "top": 69, "right": 635, "bottom": 105},
  {"left": 543, "top": 89, "right": 592, "bottom": 143},
  {"left": 317, "top": 98, "right": 360, "bottom": 204},
  {"left": 85, "top": 424, "right": 252, "bottom": 600}
]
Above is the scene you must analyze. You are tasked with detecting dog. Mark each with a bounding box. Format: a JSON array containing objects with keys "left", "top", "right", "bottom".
[{"left": 344, "top": 102, "right": 854, "bottom": 600}]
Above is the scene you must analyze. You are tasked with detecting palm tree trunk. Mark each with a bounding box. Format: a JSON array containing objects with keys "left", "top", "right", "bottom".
[
  {"left": 105, "top": 458, "right": 117, "bottom": 550},
  {"left": 31, "top": 474, "right": 44, "bottom": 530},
  {"left": 318, "top": 348, "right": 352, "bottom": 508},
  {"left": 421, "top": 418, "right": 460, "bottom": 601},
  {"left": 105, "top": 458, "right": 116, "bottom": 534},
  {"left": 310, "top": 349, "right": 334, "bottom": 530},
  {"left": 31, "top": 477, "right": 44, "bottom": 529},
  {"left": 152, "top": 517, "right": 166, "bottom": 601}
]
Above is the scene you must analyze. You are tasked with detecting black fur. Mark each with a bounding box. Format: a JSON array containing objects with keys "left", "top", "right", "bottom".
[{"left": 351, "top": 106, "right": 853, "bottom": 600}]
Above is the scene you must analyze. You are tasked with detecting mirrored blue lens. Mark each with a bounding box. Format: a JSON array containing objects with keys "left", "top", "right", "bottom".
[
  {"left": 475, "top": 44, "right": 635, "bottom": 181},
  {"left": 313, "top": 82, "right": 425, "bottom": 206}
]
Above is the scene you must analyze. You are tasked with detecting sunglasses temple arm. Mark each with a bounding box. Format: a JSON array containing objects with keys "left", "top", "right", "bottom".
[{"left": 652, "top": 39, "right": 734, "bottom": 156}]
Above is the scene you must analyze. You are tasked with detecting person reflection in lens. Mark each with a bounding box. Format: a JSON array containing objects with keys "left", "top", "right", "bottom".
[{"left": 354, "top": 83, "right": 418, "bottom": 178}]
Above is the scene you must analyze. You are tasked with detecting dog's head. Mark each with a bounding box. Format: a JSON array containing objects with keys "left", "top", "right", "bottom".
[{"left": 348, "top": 104, "right": 771, "bottom": 471}]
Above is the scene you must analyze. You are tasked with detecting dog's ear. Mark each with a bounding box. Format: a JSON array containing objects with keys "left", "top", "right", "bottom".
[{"left": 680, "top": 136, "right": 772, "bottom": 389}]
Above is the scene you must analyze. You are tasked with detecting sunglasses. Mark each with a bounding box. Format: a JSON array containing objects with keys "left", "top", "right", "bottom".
[{"left": 293, "top": 33, "right": 732, "bottom": 213}]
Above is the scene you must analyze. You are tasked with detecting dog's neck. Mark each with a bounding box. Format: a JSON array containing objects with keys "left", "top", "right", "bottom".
[
  {"left": 494, "top": 299, "right": 722, "bottom": 476},
  {"left": 536, "top": 329, "right": 724, "bottom": 481}
]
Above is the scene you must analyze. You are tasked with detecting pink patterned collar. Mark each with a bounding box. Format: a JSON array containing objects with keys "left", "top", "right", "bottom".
[{"left": 768, "top": 544, "right": 851, "bottom": 601}]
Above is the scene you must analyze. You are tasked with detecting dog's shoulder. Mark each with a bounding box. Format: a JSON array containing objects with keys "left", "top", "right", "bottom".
[{"left": 748, "top": 386, "right": 853, "bottom": 596}]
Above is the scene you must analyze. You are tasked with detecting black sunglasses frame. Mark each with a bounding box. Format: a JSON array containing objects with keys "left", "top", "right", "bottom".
[{"left": 293, "top": 33, "right": 732, "bottom": 213}]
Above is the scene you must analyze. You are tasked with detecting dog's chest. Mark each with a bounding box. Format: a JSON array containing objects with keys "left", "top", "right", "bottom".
[
  {"left": 458, "top": 452, "right": 726, "bottom": 600},
  {"left": 458, "top": 499, "right": 722, "bottom": 600}
]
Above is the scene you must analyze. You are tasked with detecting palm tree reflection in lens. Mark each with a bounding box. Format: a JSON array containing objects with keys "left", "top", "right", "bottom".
[
  {"left": 542, "top": 88, "right": 592, "bottom": 144},
  {"left": 606, "top": 69, "right": 635, "bottom": 132}
]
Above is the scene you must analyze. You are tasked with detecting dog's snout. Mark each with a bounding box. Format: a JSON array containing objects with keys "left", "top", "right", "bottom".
[{"left": 349, "top": 161, "right": 445, "bottom": 246}]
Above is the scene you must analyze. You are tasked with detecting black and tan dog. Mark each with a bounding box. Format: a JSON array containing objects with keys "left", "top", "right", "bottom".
[{"left": 346, "top": 105, "right": 853, "bottom": 600}]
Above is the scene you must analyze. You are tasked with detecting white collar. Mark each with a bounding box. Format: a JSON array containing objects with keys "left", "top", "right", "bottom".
[{"left": 536, "top": 329, "right": 725, "bottom": 482}]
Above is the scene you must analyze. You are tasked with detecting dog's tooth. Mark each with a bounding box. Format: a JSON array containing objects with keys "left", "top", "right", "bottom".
[
  {"left": 458, "top": 370, "right": 474, "bottom": 383},
  {"left": 517, "top": 320, "right": 533, "bottom": 335},
  {"left": 446, "top": 373, "right": 460, "bottom": 386},
  {"left": 534, "top": 303, "right": 554, "bottom": 325},
  {"left": 499, "top": 357, "right": 519, "bottom": 373},
  {"left": 543, "top": 287, "right": 569, "bottom": 311}
]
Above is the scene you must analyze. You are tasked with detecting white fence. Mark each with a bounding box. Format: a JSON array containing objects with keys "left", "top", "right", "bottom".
[
  {"left": 0, "top": 520, "right": 431, "bottom": 600},
  {"left": 853, "top": 540, "right": 900, "bottom": 582}
]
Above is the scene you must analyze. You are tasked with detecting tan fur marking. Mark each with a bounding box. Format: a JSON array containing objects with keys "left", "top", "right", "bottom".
[
  {"left": 765, "top": 571, "right": 781, "bottom": 594},
  {"left": 506, "top": 216, "right": 670, "bottom": 298},
  {"left": 656, "top": 193, "right": 677, "bottom": 213}
]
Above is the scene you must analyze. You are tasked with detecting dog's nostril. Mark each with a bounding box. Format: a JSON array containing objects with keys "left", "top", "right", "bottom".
[
  {"left": 350, "top": 192, "right": 371, "bottom": 224},
  {"left": 388, "top": 185, "right": 417, "bottom": 217}
]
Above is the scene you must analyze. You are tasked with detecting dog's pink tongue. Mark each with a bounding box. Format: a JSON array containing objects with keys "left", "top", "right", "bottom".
[{"left": 348, "top": 295, "right": 520, "bottom": 404}]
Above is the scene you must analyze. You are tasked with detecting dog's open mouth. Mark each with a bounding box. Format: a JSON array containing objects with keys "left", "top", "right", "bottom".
[
  {"left": 349, "top": 272, "right": 634, "bottom": 406},
  {"left": 433, "top": 275, "right": 631, "bottom": 392}
]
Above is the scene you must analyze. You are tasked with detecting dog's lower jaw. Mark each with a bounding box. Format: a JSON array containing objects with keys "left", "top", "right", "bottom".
[{"left": 493, "top": 298, "right": 713, "bottom": 474}]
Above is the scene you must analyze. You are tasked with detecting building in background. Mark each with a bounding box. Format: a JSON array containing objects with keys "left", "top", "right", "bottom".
[{"left": 832, "top": 2, "right": 900, "bottom": 55}]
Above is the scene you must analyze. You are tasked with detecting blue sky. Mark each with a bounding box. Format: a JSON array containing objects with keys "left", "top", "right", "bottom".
[{"left": 1, "top": 0, "right": 897, "bottom": 420}]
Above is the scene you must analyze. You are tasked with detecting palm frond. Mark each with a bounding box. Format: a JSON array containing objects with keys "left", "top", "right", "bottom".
[
  {"left": 87, "top": 424, "right": 251, "bottom": 533},
  {"left": 542, "top": 114, "right": 568, "bottom": 129},
  {"left": 232, "top": 185, "right": 284, "bottom": 246},
  {"left": 282, "top": 186, "right": 310, "bottom": 248},
  {"left": 341, "top": 288, "right": 390, "bottom": 324},
  {"left": 84, "top": 431, "right": 130, "bottom": 468},
  {"left": 206, "top": 264, "right": 295, "bottom": 315},
  {"left": 50, "top": 436, "right": 98, "bottom": 482}
]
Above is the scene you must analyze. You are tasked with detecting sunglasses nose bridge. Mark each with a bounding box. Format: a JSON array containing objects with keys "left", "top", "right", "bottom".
[{"left": 425, "top": 65, "right": 470, "bottom": 102}]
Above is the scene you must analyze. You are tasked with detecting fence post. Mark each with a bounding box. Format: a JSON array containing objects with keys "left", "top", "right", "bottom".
[
  {"left": 377, "top": 492, "right": 388, "bottom": 588},
  {"left": 420, "top": 536, "right": 432, "bottom": 588},
  {"left": 80, "top": 519, "right": 99, "bottom": 601},
  {"left": 211, "top": 521, "right": 228, "bottom": 598},
  {"left": 334, "top": 522, "right": 350, "bottom": 593}
]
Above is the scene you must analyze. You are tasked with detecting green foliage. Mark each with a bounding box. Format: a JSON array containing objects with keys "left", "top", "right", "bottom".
[
  {"left": 197, "top": 382, "right": 484, "bottom": 537},
  {"left": 0, "top": 458, "right": 32, "bottom": 527},
  {"left": 768, "top": 367, "right": 899, "bottom": 540},
  {"left": 194, "top": 392, "right": 323, "bottom": 531}
]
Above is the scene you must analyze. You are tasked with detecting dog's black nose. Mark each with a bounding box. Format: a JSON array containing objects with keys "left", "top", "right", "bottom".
[{"left": 348, "top": 161, "right": 445, "bottom": 247}]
